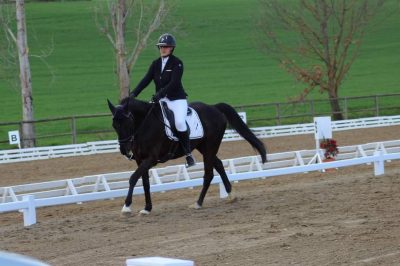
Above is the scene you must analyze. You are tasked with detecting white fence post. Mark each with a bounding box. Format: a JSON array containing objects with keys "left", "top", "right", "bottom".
[
  {"left": 374, "top": 150, "right": 385, "bottom": 176},
  {"left": 219, "top": 179, "right": 228, "bottom": 199},
  {"left": 22, "top": 195, "right": 36, "bottom": 227},
  {"left": 150, "top": 169, "right": 162, "bottom": 185},
  {"left": 314, "top": 116, "right": 332, "bottom": 152},
  {"left": 126, "top": 257, "right": 194, "bottom": 266},
  {"left": 2, "top": 187, "right": 18, "bottom": 203},
  {"left": 0, "top": 251, "right": 50, "bottom": 266}
]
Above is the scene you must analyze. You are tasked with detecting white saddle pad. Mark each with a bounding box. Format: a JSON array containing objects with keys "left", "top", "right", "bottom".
[{"left": 159, "top": 102, "right": 204, "bottom": 141}]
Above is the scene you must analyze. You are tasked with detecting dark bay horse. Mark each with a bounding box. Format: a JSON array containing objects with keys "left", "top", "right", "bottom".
[{"left": 107, "top": 96, "right": 267, "bottom": 215}]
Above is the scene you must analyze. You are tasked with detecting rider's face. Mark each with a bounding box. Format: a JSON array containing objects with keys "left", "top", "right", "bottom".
[{"left": 159, "top": 46, "right": 173, "bottom": 57}]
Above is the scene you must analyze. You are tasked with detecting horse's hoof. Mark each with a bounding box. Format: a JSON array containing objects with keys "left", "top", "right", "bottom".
[
  {"left": 227, "top": 192, "right": 237, "bottom": 203},
  {"left": 121, "top": 205, "right": 132, "bottom": 217},
  {"left": 138, "top": 209, "right": 151, "bottom": 216},
  {"left": 189, "top": 202, "right": 202, "bottom": 209}
]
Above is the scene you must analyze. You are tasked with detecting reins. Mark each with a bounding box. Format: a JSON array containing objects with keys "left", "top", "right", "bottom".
[
  {"left": 117, "top": 102, "right": 156, "bottom": 146},
  {"left": 134, "top": 101, "right": 177, "bottom": 137},
  {"left": 132, "top": 102, "right": 157, "bottom": 138},
  {"left": 153, "top": 102, "right": 175, "bottom": 133},
  {"left": 117, "top": 100, "right": 178, "bottom": 161}
]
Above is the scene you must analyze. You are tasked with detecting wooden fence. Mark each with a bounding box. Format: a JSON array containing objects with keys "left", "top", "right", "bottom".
[{"left": 1, "top": 93, "right": 399, "bottom": 148}]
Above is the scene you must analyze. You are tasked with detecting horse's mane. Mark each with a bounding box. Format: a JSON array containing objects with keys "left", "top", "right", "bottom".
[{"left": 119, "top": 96, "right": 152, "bottom": 114}]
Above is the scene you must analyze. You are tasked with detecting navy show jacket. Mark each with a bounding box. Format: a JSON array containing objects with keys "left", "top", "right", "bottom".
[{"left": 132, "top": 54, "right": 187, "bottom": 100}]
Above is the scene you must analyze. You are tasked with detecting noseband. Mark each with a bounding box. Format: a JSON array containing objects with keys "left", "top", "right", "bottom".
[{"left": 118, "top": 134, "right": 134, "bottom": 145}]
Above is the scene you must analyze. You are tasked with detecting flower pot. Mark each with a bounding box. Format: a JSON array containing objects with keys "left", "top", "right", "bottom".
[{"left": 322, "top": 157, "right": 336, "bottom": 172}]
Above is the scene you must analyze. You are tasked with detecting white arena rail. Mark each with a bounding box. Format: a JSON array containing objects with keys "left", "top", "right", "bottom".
[
  {"left": 1, "top": 115, "right": 400, "bottom": 164},
  {"left": 1, "top": 139, "right": 399, "bottom": 226}
]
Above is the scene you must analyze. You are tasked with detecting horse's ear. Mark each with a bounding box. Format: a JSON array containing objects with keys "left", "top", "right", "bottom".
[{"left": 107, "top": 99, "right": 116, "bottom": 115}]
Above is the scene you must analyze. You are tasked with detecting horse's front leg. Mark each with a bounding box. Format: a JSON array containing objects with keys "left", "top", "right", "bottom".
[
  {"left": 122, "top": 160, "right": 152, "bottom": 216},
  {"left": 138, "top": 170, "right": 152, "bottom": 215}
]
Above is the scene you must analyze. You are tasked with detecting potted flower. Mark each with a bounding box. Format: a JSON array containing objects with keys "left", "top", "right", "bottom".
[{"left": 320, "top": 138, "right": 339, "bottom": 161}]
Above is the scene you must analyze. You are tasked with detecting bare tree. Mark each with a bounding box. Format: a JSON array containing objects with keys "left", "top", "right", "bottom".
[
  {"left": 257, "top": 0, "right": 386, "bottom": 120},
  {"left": 95, "top": 0, "right": 172, "bottom": 100},
  {"left": 16, "top": 0, "right": 36, "bottom": 147},
  {"left": 1, "top": 0, "right": 36, "bottom": 147},
  {"left": 0, "top": 1, "right": 19, "bottom": 89}
]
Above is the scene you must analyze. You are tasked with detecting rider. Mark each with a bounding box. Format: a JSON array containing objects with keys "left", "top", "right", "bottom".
[{"left": 130, "top": 33, "right": 196, "bottom": 167}]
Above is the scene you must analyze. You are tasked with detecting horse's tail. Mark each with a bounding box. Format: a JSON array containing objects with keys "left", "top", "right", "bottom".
[{"left": 214, "top": 103, "right": 267, "bottom": 163}]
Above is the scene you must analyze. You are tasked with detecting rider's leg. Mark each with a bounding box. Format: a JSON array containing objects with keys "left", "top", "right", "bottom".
[
  {"left": 165, "top": 98, "right": 196, "bottom": 167},
  {"left": 176, "top": 130, "right": 195, "bottom": 167}
]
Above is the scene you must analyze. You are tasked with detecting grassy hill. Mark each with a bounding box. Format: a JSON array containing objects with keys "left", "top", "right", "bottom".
[{"left": 1, "top": 0, "right": 399, "bottom": 123}]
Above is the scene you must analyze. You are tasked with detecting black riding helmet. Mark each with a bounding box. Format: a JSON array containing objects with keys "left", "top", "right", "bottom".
[{"left": 156, "top": 33, "right": 176, "bottom": 48}]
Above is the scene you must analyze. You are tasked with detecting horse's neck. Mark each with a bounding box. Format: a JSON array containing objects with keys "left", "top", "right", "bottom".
[
  {"left": 130, "top": 100, "right": 154, "bottom": 128},
  {"left": 130, "top": 100, "right": 151, "bottom": 115}
]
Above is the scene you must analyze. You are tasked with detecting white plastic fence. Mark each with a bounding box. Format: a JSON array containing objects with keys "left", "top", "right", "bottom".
[
  {"left": 0, "top": 251, "right": 50, "bottom": 266},
  {"left": 1, "top": 139, "right": 399, "bottom": 226},
  {"left": 1, "top": 115, "right": 400, "bottom": 164}
]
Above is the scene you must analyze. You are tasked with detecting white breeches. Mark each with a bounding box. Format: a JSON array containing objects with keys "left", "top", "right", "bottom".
[{"left": 161, "top": 98, "right": 188, "bottom": 132}]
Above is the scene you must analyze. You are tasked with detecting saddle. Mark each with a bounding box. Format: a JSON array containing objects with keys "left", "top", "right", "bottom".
[{"left": 160, "top": 101, "right": 204, "bottom": 141}]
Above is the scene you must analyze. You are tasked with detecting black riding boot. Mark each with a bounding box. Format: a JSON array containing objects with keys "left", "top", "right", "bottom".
[{"left": 177, "top": 130, "right": 196, "bottom": 168}]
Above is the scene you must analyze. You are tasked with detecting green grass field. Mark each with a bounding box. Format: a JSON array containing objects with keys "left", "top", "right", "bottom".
[{"left": 0, "top": 0, "right": 399, "bottom": 147}]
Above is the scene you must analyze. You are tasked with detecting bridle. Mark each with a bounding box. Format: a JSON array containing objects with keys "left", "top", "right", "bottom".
[
  {"left": 118, "top": 134, "right": 135, "bottom": 145},
  {"left": 116, "top": 102, "right": 156, "bottom": 147},
  {"left": 116, "top": 112, "right": 135, "bottom": 145}
]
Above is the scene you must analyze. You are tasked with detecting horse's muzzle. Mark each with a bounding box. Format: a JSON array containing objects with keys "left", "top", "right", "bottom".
[{"left": 119, "top": 144, "right": 134, "bottom": 160}]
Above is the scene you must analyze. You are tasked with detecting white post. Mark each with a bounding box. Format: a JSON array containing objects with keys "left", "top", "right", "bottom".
[
  {"left": 314, "top": 117, "right": 332, "bottom": 166},
  {"left": 126, "top": 257, "right": 194, "bottom": 266},
  {"left": 219, "top": 179, "right": 228, "bottom": 198},
  {"left": 22, "top": 195, "right": 36, "bottom": 227},
  {"left": 150, "top": 169, "right": 162, "bottom": 184},
  {"left": 314, "top": 117, "right": 332, "bottom": 150},
  {"left": 374, "top": 150, "right": 384, "bottom": 176}
]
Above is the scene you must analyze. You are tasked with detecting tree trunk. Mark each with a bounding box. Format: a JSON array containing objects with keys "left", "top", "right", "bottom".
[
  {"left": 328, "top": 89, "right": 344, "bottom": 120},
  {"left": 16, "top": 0, "right": 35, "bottom": 147},
  {"left": 116, "top": 0, "right": 130, "bottom": 100}
]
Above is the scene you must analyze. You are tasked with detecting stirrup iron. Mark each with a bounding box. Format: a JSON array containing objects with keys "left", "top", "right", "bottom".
[{"left": 185, "top": 154, "right": 196, "bottom": 168}]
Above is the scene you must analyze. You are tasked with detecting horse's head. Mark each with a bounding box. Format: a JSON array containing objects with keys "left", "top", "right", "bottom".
[{"left": 107, "top": 99, "right": 135, "bottom": 158}]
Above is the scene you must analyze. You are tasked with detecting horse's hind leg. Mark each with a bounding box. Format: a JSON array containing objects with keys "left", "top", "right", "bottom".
[
  {"left": 190, "top": 156, "right": 215, "bottom": 209},
  {"left": 214, "top": 157, "right": 231, "bottom": 193},
  {"left": 214, "top": 157, "right": 236, "bottom": 202}
]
